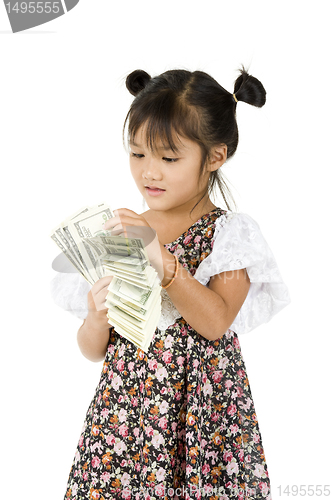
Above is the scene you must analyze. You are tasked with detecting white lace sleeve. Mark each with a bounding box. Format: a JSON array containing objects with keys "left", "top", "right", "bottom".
[
  {"left": 194, "top": 211, "right": 291, "bottom": 335},
  {"left": 50, "top": 272, "right": 92, "bottom": 320}
]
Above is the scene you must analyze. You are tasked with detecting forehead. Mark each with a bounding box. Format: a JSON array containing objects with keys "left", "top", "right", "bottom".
[{"left": 129, "top": 125, "right": 188, "bottom": 152}]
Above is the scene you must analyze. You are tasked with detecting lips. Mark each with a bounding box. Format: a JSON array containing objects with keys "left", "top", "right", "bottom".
[{"left": 145, "top": 185, "right": 165, "bottom": 190}]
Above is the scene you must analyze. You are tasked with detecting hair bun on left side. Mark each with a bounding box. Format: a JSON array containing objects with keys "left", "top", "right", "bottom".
[{"left": 126, "top": 70, "right": 151, "bottom": 96}]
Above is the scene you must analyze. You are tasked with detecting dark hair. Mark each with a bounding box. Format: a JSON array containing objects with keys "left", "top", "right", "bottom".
[{"left": 123, "top": 66, "right": 266, "bottom": 215}]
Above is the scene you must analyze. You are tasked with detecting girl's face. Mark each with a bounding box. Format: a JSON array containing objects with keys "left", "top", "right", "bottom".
[{"left": 129, "top": 125, "right": 212, "bottom": 215}]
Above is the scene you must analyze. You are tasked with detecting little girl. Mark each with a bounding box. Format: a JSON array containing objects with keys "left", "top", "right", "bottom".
[{"left": 51, "top": 67, "right": 291, "bottom": 500}]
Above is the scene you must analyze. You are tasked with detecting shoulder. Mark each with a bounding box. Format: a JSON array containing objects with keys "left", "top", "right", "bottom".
[{"left": 194, "top": 210, "right": 291, "bottom": 334}]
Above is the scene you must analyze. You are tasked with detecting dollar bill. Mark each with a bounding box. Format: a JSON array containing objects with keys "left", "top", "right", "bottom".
[{"left": 50, "top": 203, "right": 162, "bottom": 352}]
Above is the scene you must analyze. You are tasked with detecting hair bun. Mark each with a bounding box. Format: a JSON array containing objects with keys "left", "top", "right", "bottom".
[
  {"left": 126, "top": 70, "right": 151, "bottom": 97},
  {"left": 233, "top": 67, "right": 266, "bottom": 107}
]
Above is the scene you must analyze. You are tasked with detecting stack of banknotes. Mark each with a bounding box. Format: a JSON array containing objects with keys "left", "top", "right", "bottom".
[{"left": 50, "top": 203, "right": 162, "bottom": 352}]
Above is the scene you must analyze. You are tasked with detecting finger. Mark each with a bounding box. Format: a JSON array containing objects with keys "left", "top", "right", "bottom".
[
  {"left": 91, "top": 275, "right": 114, "bottom": 295},
  {"left": 114, "top": 208, "right": 140, "bottom": 218}
]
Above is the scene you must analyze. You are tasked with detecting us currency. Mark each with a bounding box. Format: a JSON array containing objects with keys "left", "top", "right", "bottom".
[
  {"left": 50, "top": 203, "right": 162, "bottom": 352},
  {"left": 50, "top": 203, "right": 115, "bottom": 284}
]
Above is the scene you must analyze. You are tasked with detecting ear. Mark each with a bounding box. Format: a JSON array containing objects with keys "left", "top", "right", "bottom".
[{"left": 206, "top": 144, "right": 228, "bottom": 172}]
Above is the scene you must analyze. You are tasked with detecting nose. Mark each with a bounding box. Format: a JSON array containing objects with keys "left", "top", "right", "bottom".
[{"left": 143, "top": 156, "right": 162, "bottom": 181}]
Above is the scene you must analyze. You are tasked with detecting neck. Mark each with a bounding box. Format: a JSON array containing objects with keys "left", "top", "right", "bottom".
[{"left": 148, "top": 196, "right": 216, "bottom": 225}]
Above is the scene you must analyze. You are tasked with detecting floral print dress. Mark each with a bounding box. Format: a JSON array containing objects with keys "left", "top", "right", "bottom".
[{"left": 63, "top": 208, "right": 276, "bottom": 500}]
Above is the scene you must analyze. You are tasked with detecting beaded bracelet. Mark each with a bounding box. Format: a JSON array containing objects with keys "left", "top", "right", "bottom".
[{"left": 161, "top": 253, "right": 179, "bottom": 289}]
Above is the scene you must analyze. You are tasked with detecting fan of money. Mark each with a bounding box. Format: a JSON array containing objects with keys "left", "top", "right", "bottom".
[{"left": 50, "top": 203, "right": 162, "bottom": 353}]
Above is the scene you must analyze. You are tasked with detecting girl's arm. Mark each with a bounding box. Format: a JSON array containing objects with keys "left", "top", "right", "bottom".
[
  {"left": 77, "top": 276, "right": 113, "bottom": 362},
  {"left": 160, "top": 247, "right": 250, "bottom": 341}
]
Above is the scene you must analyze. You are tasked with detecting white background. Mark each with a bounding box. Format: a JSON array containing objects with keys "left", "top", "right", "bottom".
[{"left": 1, "top": 1, "right": 331, "bottom": 498}]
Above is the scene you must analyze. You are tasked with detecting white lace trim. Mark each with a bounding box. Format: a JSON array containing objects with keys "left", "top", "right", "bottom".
[
  {"left": 193, "top": 211, "right": 291, "bottom": 334},
  {"left": 50, "top": 211, "right": 291, "bottom": 334},
  {"left": 50, "top": 272, "right": 91, "bottom": 321}
]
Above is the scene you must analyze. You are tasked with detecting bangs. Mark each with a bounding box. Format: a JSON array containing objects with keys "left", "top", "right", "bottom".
[{"left": 123, "top": 91, "right": 203, "bottom": 155}]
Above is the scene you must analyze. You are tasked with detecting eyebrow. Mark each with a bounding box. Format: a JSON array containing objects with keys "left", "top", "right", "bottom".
[{"left": 129, "top": 140, "right": 180, "bottom": 152}]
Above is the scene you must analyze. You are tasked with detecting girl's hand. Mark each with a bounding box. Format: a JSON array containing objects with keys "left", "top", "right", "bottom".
[
  {"left": 103, "top": 208, "right": 165, "bottom": 280},
  {"left": 87, "top": 275, "right": 114, "bottom": 330}
]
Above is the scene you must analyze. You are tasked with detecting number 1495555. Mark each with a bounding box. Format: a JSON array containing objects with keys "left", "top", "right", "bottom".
[{"left": 278, "top": 485, "right": 330, "bottom": 496}]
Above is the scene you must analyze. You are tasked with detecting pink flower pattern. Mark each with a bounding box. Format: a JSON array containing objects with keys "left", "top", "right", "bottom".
[{"left": 64, "top": 208, "right": 271, "bottom": 500}]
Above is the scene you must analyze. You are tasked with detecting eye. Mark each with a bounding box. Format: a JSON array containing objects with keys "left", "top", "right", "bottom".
[
  {"left": 131, "top": 153, "right": 144, "bottom": 159},
  {"left": 163, "top": 157, "right": 178, "bottom": 163}
]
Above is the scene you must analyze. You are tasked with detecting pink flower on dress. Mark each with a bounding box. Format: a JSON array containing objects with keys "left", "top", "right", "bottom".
[
  {"left": 128, "top": 362, "right": 135, "bottom": 372},
  {"left": 148, "top": 358, "right": 158, "bottom": 370},
  {"left": 225, "top": 379, "right": 233, "bottom": 389},
  {"left": 259, "top": 482, "right": 269, "bottom": 495},
  {"left": 254, "top": 464, "right": 265, "bottom": 478},
  {"left": 223, "top": 450, "right": 233, "bottom": 462},
  {"left": 121, "top": 472, "right": 130, "bottom": 486},
  {"left": 253, "top": 433, "right": 260, "bottom": 443},
  {"left": 212, "top": 371, "right": 223, "bottom": 383},
  {"left": 158, "top": 416, "right": 168, "bottom": 430},
  {"left": 101, "top": 408, "right": 109, "bottom": 418},
  {"left": 183, "top": 235, "right": 192, "bottom": 245},
  {"left": 156, "top": 468, "right": 166, "bottom": 482},
  {"left": 186, "top": 464, "right": 193, "bottom": 474},
  {"left": 100, "top": 472, "right": 111, "bottom": 482},
  {"left": 117, "top": 359, "right": 125, "bottom": 371},
  {"left": 164, "top": 334, "right": 174, "bottom": 348},
  {"left": 111, "top": 375, "right": 123, "bottom": 390},
  {"left": 106, "top": 434, "right": 116, "bottom": 445},
  {"left": 156, "top": 366, "right": 167, "bottom": 381},
  {"left": 193, "top": 359, "right": 199, "bottom": 368},
  {"left": 151, "top": 432, "right": 164, "bottom": 448},
  {"left": 206, "top": 346, "right": 214, "bottom": 356},
  {"left": 177, "top": 356, "right": 185, "bottom": 366},
  {"left": 226, "top": 461, "right": 239, "bottom": 475},
  {"left": 211, "top": 412, "right": 219, "bottom": 422},
  {"left": 202, "top": 463, "right": 210, "bottom": 475},
  {"left": 91, "top": 456, "right": 101, "bottom": 468},
  {"left": 122, "top": 489, "right": 131, "bottom": 499},
  {"left": 230, "top": 423, "right": 239, "bottom": 435},
  {"left": 219, "top": 357, "right": 229, "bottom": 369},
  {"left": 227, "top": 403, "right": 237, "bottom": 416},
  {"left": 114, "top": 440, "right": 127, "bottom": 455},
  {"left": 233, "top": 337, "right": 240, "bottom": 349},
  {"left": 162, "top": 350, "right": 172, "bottom": 364},
  {"left": 118, "top": 408, "right": 127, "bottom": 422},
  {"left": 131, "top": 397, "right": 138, "bottom": 407},
  {"left": 159, "top": 401, "right": 169, "bottom": 414},
  {"left": 145, "top": 425, "right": 154, "bottom": 437},
  {"left": 119, "top": 423, "right": 129, "bottom": 437},
  {"left": 174, "top": 247, "right": 185, "bottom": 257},
  {"left": 236, "top": 386, "right": 244, "bottom": 398}
]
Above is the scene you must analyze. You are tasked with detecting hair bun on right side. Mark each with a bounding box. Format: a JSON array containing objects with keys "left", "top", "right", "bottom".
[
  {"left": 233, "top": 67, "right": 266, "bottom": 107},
  {"left": 126, "top": 69, "right": 151, "bottom": 97}
]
